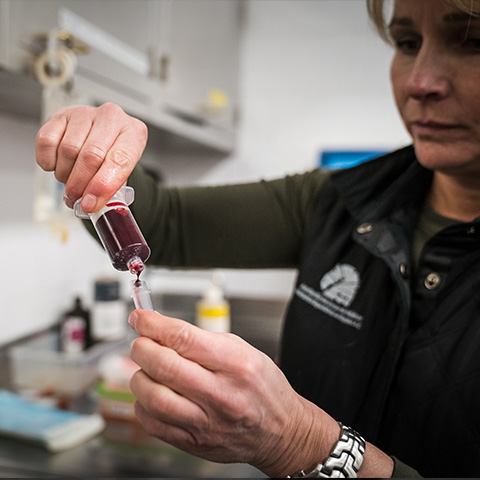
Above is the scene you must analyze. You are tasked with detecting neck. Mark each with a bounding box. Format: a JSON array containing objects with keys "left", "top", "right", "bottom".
[{"left": 428, "top": 172, "right": 480, "bottom": 222}]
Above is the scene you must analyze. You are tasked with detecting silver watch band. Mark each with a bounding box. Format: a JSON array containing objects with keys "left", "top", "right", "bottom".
[{"left": 288, "top": 423, "right": 366, "bottom": 478}]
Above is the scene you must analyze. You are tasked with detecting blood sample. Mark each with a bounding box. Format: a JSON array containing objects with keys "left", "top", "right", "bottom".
[
  {"left": 74, "top": 187, "right": 151, "bottom": 274},
  {"left": 94, "top": 206, "right": 150, "bottom": 272}
]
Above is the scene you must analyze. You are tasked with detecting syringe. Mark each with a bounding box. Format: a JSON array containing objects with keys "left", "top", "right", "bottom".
[{"left": 131, "top": 278, "right": 154, "bottom": 311}]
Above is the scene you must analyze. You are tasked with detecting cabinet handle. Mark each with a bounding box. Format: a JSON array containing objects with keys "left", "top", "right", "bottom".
[{"left": 159, "top": 54, "right": 171, "bottom": 83}]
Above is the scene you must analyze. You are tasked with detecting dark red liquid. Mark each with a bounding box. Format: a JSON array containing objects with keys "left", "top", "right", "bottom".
[
  {"left": 128, "top": 257, "right": 145, "bottom": 277},
  {"left": 95, "top": 207, "right": 151, "bottom": 271}
]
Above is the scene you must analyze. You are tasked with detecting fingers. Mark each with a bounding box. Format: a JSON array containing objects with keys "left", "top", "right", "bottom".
[
  {"left": 129, "top": 310, "right": 252, "bottom": 372},
  {"left": 130, "top": 335, "right": 216, "bottom": 402},
  {"left": 130, "top": 369, "right": 207, "bottom": 431},
  {"left": 35, "top": 103, "right": 148, "bottom": 212},
  {"left": 133, "top": 401, "right": 198, "bottom": 453},
  {"left": 78, "top": 114, "right": 147, "bottom": 212},
  {"left": 54, "top": 112, "right": 95, "bottom": 186},
  {"left": 36, "top": 114, "right": 68, "bottom": 172},
  {"left": 129, "top": 309, "right": 305, "bottom": 471}
]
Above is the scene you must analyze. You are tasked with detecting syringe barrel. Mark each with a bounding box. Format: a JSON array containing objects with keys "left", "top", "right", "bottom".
[{"left": 74, "top": 187, "right": 151, "bottom": 272}]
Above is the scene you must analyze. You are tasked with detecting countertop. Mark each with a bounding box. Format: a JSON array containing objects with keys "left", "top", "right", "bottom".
[
  {"left": 0, "top": 346, "right": 263, "bottom": 478},
  {"left": 0, "top": 295, "right": 288, "bottom": 478},
  {"left": 0, "top": 434, "right": 262, "bottom": 478}
]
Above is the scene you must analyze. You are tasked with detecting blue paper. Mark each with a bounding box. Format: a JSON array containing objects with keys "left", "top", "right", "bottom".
[
  {"left": 0, "top": 390, "right": 84, "bottom": 437},
  {"left": 0, "top": 389, "right": 105, "bottom": 451}
]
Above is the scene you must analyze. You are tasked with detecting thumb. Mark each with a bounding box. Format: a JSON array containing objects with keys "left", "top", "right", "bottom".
[
  {"left": 128, "top": 309, "right": 239, "bottom": 370},
  {"left": 129, "top": 309, "right": 206, "bottom": 351},
  {"left": 128, "top": 309, "right": 174, "bottom": 340}
]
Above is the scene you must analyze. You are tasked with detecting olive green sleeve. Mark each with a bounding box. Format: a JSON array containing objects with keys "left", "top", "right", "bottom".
[
  {"left": 391, "top": 457, "right": 422, "bottom": 477},
  {"left": 127, "top": 165, "right": 330, "bottom": 269}
]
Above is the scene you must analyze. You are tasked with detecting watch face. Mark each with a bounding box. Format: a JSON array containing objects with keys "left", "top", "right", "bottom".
[{"left": 320, "top": 263, "right": 360, "bottom": 307}]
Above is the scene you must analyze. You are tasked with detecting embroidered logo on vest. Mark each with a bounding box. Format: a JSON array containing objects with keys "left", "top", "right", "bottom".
[
  {"left": 295, "top": 264, "right": 364, "bottom": 330},
  {"left": 320, "top": 263, "right": 359, "bottom": 307}
]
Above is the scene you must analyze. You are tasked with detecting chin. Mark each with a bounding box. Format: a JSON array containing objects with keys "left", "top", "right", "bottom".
[
  {"left": 413, "top": 142, "right": 451, "bottom": 170},
  {"left": 413, "top": 141, "right": 480, "bottom": 174}
]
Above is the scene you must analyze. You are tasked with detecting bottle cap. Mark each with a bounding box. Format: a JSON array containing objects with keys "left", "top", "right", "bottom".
[{"left": 95, "top": 279, "right": 120, "bottom": 301}]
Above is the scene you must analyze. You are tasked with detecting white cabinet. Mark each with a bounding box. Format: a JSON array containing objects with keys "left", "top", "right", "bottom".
[
  {"left": 0, "top": 0, "right": 241, "bottom": 153},
  {"left": 161, "top": 1, "right": 241, "bottom": 131}
]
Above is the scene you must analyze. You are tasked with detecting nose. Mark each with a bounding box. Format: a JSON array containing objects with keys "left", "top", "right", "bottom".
[{"left": 404, "top": 46, "right": 450, "bottom": 101}]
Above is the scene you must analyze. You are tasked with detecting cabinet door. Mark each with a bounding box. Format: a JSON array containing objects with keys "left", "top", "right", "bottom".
[
  {"left": 161, "top": 0, "right": 241, "bottom": 130},
  {"left": 1, "top": 0, "right": 62, "bottom": 71},
  {"left": 0, "top": 0, "right": 240, "bottom": 151},
  {"left": 58, "top": 0, "right": 160, "bottom": 104},
  {"left": 2, "top": 0, "right": 159, "bottom": 104}
]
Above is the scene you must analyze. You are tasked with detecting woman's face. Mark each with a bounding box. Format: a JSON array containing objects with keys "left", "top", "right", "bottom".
[{"left": 390, "top": 0, "right": 480, "bottom": 177}]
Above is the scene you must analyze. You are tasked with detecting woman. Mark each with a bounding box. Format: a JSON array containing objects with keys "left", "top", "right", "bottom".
[{"left": 36, "top": 0, "right": 480, "bottom": 476}]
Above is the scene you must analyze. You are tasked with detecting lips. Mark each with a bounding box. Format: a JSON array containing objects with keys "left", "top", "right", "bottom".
[{"left": 410, "top": 120, "right": 465, "bottom": 136}]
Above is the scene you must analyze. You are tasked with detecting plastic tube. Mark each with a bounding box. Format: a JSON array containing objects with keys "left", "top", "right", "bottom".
[{"left": 131, "top": 279, "right": 154, "bottom": 311}]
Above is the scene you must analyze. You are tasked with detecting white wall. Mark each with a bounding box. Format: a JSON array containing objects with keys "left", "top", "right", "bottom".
[{"left": 0, "top": 0, "right": 409, "bottom": 345}]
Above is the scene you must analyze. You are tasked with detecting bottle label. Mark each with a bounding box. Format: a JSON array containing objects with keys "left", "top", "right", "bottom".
[
  {"left": 196, "top": 315, "right": 230, "bottom": 333},
  {"left": 197, "top": 305, "right": 230, "bottom": 317},
  {"left": 62, "top": 316, "right": 86, "bottom": 353},
  {"left": 91, "top": 301, "right": 126, "bottom": 341}
]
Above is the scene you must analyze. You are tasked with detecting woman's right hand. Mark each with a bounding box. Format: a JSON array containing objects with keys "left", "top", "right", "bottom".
[{"left": 35, "top": 102, "right": 148, "bottom": 213}]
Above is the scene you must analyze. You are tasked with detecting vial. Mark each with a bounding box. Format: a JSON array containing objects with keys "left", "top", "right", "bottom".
[
  {"left": 131, "top": 278, "right": 154, "bottom": 311},
  {"left": 74, "top": 186, "right": 151, "bottom": 274}
]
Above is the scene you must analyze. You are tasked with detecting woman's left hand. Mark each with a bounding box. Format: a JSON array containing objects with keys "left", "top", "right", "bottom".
[{"left": 128, "top": 309, "right": 339, "bottom": 477}]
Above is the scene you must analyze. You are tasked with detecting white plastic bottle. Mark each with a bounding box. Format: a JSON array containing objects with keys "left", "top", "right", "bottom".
[
  {"left": 91, "top": 277, "right": 126, "bottom": 342},
  {"left": 196, "top": 273, "right": 231, "bottom": 333}
]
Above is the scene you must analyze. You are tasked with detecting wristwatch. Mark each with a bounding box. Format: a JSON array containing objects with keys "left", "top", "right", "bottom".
[{"left": 287, "top": 423, "right": 366, "bottom": 478}]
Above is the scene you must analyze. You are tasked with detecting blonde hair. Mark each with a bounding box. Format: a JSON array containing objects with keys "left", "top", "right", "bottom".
[{"left": 367, "top": 0, "right": 480, "bottom": 42}]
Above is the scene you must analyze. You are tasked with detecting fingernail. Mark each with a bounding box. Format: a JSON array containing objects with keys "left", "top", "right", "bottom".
[
  {"left": 81, "top": 194, "right": 97, "bottom": 212},
  {"left": 63, "top": 194, "right": 74, "bottom": 209},
  {"left": 128, "top": 311, "right": 138, "bottom": 329}
]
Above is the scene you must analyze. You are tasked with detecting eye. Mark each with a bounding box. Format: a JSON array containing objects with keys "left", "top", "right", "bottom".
[
  {"left": 389, "top": 27, "right": 422, "bottom": 55},
  {"left": 460, "top": 36, "right": 480, "bottom": 52},
  {"left": 394, "top": 37, "right": 421, "bottom": 55}
]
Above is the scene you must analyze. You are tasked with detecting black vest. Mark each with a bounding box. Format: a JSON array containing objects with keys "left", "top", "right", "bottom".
[{"left": 279, "top": 146, "right": 480, "bottom": 477}]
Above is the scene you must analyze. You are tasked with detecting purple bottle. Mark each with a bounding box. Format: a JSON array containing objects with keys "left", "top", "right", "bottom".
[{"left": 74, "top": 187, "right": 151, "bottom": 275}]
